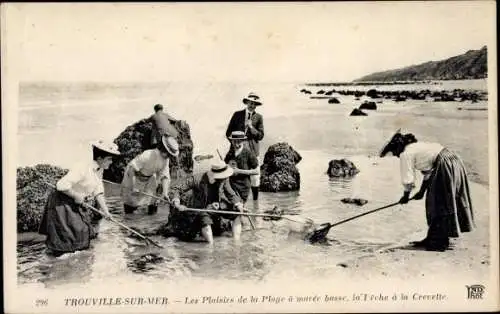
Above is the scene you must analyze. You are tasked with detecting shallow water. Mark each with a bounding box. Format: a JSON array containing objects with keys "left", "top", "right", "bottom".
[{"left": 16, "top": 80, "right": 490, "bottom": 288}]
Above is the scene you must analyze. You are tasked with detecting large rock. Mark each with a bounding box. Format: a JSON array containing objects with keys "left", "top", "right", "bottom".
[
  {"left": 260, "top": 143, "right": 302, "bottom": 192},
  {"left": 327, "top": 159, "right": 360, "bottom": 177},
  {"left": 359, "top": 101, "right": 377, "bottom": 110},
  {"left": 328, "top": 97, "right": 340, "bottom": 104},
  {"left": 349, "top": 108, "right": 367, "bottom": 116},
  {"left": 366, "top": 89, "right": 380, "bottom": 98},
  {"left": 104, "top": 118, "right": 194, "bottom": 183},
  {"left": 16, "top": 164, "right": 69, "bottom": 232}
]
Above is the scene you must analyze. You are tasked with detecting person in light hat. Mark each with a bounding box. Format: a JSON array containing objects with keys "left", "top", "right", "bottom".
[
  {"left": 225, "top": 92, "right": 265, "bottom": 201},
  {"left": 379, "top": 130, "right": 475, "bottom": 252},
  {"left": 170, "top": 160, "right": 245, "bottom": 245},
  {"left": 39, "top": 140, "right": 120, "bottom": 257},
  {"left": 224, "top": 131, "right": 259, "bottom": 203},
  {"left": 121, "top": 135, "right": 179, "bottom": 215}
]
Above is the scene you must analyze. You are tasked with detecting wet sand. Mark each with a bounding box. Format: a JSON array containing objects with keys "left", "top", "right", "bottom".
[{"left": 335, "top": 183, "right": 491, "bottom": 282}]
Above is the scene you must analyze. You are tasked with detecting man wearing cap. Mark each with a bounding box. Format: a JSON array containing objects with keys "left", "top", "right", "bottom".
[
  {"left": 39, "top": 140, "right": 120, "bottom": 256},
  {"left": 121, "top": 135, "right": 179, "bottom": 215},
  {"left": 225, "top": 92, "right": 265, "bottom": 201},
  {"left": 224, "top": 131, "right": 259, "bottom": 203},
  {"left": 170, "top": 161, "right": 245, "bottom": 245},
  {"left": 149, "top": 104, "right": 179, "bottom": 149},
  {"left": 379, "top": 130, "right": 475, "bottom": 252}
]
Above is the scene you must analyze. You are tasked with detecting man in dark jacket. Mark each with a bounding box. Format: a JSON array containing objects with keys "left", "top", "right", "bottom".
[{"left": 225, "top": 92, "right": 264, "bottom": 200}]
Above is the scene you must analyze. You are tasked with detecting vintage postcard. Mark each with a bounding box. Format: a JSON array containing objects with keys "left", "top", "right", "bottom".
[{"left": 2, "top": 2, "right": 498, "bottom": 313}]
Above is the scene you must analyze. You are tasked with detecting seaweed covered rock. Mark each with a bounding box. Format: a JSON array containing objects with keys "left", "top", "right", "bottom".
[
  {"left": 327, "top": 159, "right": 360, "bottom": 177},
  {"left": 260, "top": 143, "right": 302, "bottom": 192},
  {"left": 349, "top": 108, "right": 367, "bottom": 116},
  {"left": 17, "top": 164, "right": 69, "bottom": 232},
  {"left": 366, "top": 89, "right": 381, "bottom": 98},
  {"left": 104, "top": 118, "right": 194, "bottom": 183},
  {"left": 359, "top": 101, "right": 377, "bottom": 110},
  {"left": 127, "top": 253, "right": 165, "bottom": 273},
  {"left": 341, "top": 198, "right": 368, "bottom": 206}
]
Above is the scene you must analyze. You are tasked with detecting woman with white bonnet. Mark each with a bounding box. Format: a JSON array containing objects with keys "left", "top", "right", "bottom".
[
  {"left": 39, "top": 140, "right": 120, "bottom": 257},
  {"left": 121, "top": 135, "right": 179, "bottom": 215}
]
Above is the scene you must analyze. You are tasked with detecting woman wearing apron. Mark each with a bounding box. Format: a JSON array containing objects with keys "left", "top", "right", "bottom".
[{"left": 121, "top": 135, "right": 179, "bottom": 215}]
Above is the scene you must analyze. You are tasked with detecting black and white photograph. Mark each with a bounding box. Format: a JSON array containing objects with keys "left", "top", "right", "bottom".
[{"left": 2, "top": 2, "right": 498, "bottom": 313}]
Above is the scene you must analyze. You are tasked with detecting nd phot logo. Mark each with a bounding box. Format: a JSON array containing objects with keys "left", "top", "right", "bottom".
[{"left": 466, "top": 284, "right": 485, "bottom": 300}]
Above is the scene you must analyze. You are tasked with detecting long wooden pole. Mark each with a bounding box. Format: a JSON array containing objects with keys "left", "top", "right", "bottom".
[
  {"left": 103, "top": 178, "right": 260, "bottom": 229},
  {"left": 44, "top": 182, "right": 164, "bottom": 248}
]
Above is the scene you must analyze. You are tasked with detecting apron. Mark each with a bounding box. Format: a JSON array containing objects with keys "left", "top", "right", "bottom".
[{"left": 120, "top": 165, "right": 159, "bottom": 207}]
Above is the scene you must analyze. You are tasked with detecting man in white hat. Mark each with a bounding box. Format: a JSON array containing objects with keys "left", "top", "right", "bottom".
[
  {"left": 170, "top": 161, "right": 245, "bottom": 245},
  {"left": 225, "top": 92, "right": 265, "bottom": 201},
  {"left": 39, "top": 140, "right": 120, "bottom": 256},
  {"left": 121, "top": 135, "right": 179, "bottom": 215}
]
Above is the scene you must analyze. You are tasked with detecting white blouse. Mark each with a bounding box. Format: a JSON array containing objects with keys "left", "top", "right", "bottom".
[
  {"left": 56, "top": 160, "right": 105, "bottom": 198},
  {"left": 400, "top": 142, "right": 444, "bottom": 188},
  {"left": 129, "top": 148, "right": 170, "bottom": 180}
]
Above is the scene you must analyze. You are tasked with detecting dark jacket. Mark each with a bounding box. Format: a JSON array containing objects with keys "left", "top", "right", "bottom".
[
  {"left": 149, "top": 111, "right": 179, "bottom": 145},
  {"left": 225, "top": 109, "right": 264, "bottom": 156},
  {"left": 170, "top": 172, "right": 241, "bottom": 209},
  {"left": 224, "top": 146, "right": 258, "bottom": 202}
]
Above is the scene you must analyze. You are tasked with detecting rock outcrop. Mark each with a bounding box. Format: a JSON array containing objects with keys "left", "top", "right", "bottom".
[
  {"left": 260, "top": 143, "right": 302, "bottom": 192},
  {"left": 104, "top": 118, "right": 194, "bottom": 183},
  {"left": 341, "top": 198, "right": 368, "bottom": 206},
  {"left": 359, "top": 101, "right": 377, "bottom": 110},
  {"left": 328, "top": 97, "right": 340, "bottom": 104},
  {"left": 336, "top": 88, "right": 487, "bottom": 102},
  {"left": 16, "top": 164, "right": 69, "bottom": 232},
  {"left": 349, "top": 108, "right": 367, "bottom": 116},
  {"left": 327, "top": 159, "right": 360, "bottom": 177}
]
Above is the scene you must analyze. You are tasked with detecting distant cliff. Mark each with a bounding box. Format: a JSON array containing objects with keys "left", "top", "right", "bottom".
[{"left": 355, "top": 46, "right": 487, "bottom": 82}]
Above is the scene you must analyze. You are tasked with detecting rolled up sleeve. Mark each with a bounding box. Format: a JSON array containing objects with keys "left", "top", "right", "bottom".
[
  {"left": 56, "top": 165, "right": 83, "bottom": 192},
  {"left": 94, "top": 181, "right": 105, "bottom": 196},
  {"left": 130, "top": 151, "right": 150, "bottom": 172},
  {"left": 400, "top": 153, "right": 416, "bottom": 187}
]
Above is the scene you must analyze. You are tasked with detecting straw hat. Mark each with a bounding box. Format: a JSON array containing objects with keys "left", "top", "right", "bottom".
[
  {"left": 208, "top": 161, "right": 234, "bottom": 180},
  {"left": 91, "top": 140, "right": 121, "bottom": 156},
  {"left": 160, "top": 136, "right": 180, "bottom": 157},
  {"left": 228, "top": 131, "right": 247, "bottom": 141},
  {"left": 242, "top": 92, "right": 262, "bottom": 106}
]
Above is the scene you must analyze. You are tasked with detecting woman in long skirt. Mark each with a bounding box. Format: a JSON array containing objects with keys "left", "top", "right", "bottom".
[
  {"left": 380, "top": 130, "right": 475, "bottom": 251},
  {"left": 38, "top": 140, "right": 120, "bottom": 256},
  {"left": 121, "top": 135, "right": 179, "bottom": 215}
]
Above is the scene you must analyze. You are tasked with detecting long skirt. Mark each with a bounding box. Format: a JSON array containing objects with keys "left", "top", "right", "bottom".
[
  {"left": 120, "top": 165, "right": 158, "bottom": 207},
  {"left": 425, "top": 148, "right": 475, "bottom": 245},
  {"left": 38, "top": 191, "right": 100, "bottom": 254}
]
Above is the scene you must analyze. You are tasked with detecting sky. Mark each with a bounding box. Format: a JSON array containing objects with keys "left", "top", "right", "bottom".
[{"left": 2, "top": 2, "right": 496, "bottom": 83}]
